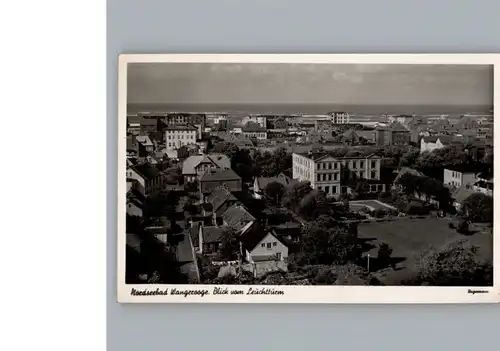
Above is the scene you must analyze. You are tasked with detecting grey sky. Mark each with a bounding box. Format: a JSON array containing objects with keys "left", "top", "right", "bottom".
[{"left": 127, "top": 63, "right": 493, "bottom": 105}]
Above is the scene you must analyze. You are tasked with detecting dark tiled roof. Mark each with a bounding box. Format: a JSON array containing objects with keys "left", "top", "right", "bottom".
[
  {"left": 206, "top": 186, "right": 238, "bottom": 213},
  {"left": 131, "top": 163, "right": 161, "bottom": 180},
  {"left": 256, "top": 173, "right": 295, "bottom": 190},
  {"left": 140, "top": 119, "right": 157, "bottom": 126},
  {"left": 222, "top": 204, "right": 256, "bottom": 231},
  {"left": 241, "top": 225, "right": 286, "bottom": 252},
  {"left": 421, "top": 136, "right": 439, "bottom": 143},
  {"left": 242, "top": 125, "right": 267, "bottom": 132},
  {"left": 200, "top": 168, "right": 241, "bottom": 182},
  {"left": 202, "top": 226, "right": 226, "bottom": 243}
]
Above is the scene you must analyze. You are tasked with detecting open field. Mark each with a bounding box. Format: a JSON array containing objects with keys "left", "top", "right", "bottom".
[{"left": 358, "top": 218, "right": 493, "bottom": 285}]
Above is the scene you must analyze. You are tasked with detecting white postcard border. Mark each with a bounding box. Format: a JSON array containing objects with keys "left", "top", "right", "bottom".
[{"left": 117, "top": 53, "right": 500, "bottom": 304}]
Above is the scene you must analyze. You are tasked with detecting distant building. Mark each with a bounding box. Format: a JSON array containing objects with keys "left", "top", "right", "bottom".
[
  {"left": 135, "top": 135, "right": 154, "bottom": 153},
  {"left": 375, "top": 122, "right": 411, "bottom": 146},
  {"left": 292, "top": 151, "right": 385, "bottom": 198},
  {"left": 163, "top": 113, "right": 206, "bottom": 139},
  {"left": 328, "top": 111, "right": 350, "bottom": 124},
  {"left": 242, "top": 124, "right": 267, "bottom": 140},
  {"left": 443, "top": 167, "right": 477, "bottom": 189},
  {"left": 420, "top": 135, "right": 464, "bottom": 153},
  {"left": 241, "top": 115, "right": 267, "bottom": 128},
  {"left": 164, "top": 125, "right": 198, "bottom": 152}
]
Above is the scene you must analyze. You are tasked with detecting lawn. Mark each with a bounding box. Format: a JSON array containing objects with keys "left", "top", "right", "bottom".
[
  {"left": 357, "top": 217, "right": 493, "bottom": 285},
  {"left": 350, "top": 199, "right": 396, "bottom": 212}
]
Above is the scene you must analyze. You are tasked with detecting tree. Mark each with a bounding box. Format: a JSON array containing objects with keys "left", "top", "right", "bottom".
[
  {"left": 212, "top": 142, "right": 239, "bottom": 159},
  {"left": 460, "top": 193, "right": 493, "bottom": 223},
  {"left": 377, "top": 243, "right": 394, "bottom": 268},
  {"left": 217, "top": 228, "right": 240, "bottom": 261},
  {"left": 281, "top": 181, "right": 313, "bottom": 212},
  {"left": 297, "top": 216, "right": 363, "bottom": 266},
  {"left": 298, "top": 189, "right": 330, "bottom": 220},
  {"left": 415, "top": 239, "right": 493, "bottom": 286},
  {"left": 399, "top": 149, "right": 420, "bottom": 168},
  {"left": 231, "top": 149, "right": 254, "bottom": 182},
  {"left": 264, "top": 181, "right": 285, "bottom": 205}
]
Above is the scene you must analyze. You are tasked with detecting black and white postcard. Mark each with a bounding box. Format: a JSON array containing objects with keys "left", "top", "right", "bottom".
[{"left": 117, "top": 54, "right": 499, "bottom": 303}]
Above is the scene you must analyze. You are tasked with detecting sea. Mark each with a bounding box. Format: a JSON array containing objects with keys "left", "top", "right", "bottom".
[{"left": 127, "top": 103, "right": 493, "bottom": 118}]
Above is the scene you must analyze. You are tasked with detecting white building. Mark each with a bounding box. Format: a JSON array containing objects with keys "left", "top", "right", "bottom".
[
  {"left": 328, "top": 111, "right": 350, "bottom": 124},
  {"left": 164, "top": 125, "right": 198, "bottom": 151},
  {"left": 443, "top": 168, "right": 476, "bottom": 189},
  {"left": 241, "top": 230, "right": 288, "bottom": 263},
  {"left": 292, "top": 151, "right": 384, "bottom": 197}
]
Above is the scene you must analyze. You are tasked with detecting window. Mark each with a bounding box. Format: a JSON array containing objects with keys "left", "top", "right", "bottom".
[
  {"left": 371, "top": 171, "right": 376, "bottom": 179},
  {"left": 317, "top": 163, "right": 320, "bottom": 170},
  {"left": 317, "top": 174, "right": 321, "bottom": 181},
  {"left": 371, "top": 161, "right": 376, "bottom": 168},
  {"left": 353, "top": 161, "right": 357, "bottom": 168},
  {"left": 328, "top": 174, "right": 332, "bottom": 181},
  {"left": 328, "top": 163, "right": 332, "bottom": 169},
  {"left": 273, "top": 242, "right": 277, "bottom": 247},
  {"left": 261, "top": 243, "right": 265, "bottom": 248},
  {"left": 332, "top": 185, "right": 337, "bottom": 194},
  {"left": 334, "top": 173, "right": 338, "bottom": 181},
  {"left": 334, "top": 163, "right": 338, "bottom": 169},
  {"left": 325, "top": 186, "right": 330, "bottom": 194},
  {"left": 360, "top": 161, "right": 364, "bottom": 168},
  {"left": 360, "top": 171, "right": 364, "bottom": 178},
  {"left": 267, "top": 243, "right": 272, "bottom": 249}
]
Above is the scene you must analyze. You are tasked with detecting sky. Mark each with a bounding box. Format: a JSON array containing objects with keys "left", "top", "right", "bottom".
[{"left": 127, "top": 63, "right": 493, "bottom": 106}]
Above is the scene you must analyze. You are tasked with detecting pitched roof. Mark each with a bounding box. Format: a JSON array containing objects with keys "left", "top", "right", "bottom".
[
  {"left": 131, "top": 163, "right": 161, "bottom": 180},
  {"left": 256, "top": 173, "right": 296, "bottom": 190},
  {"left": 342, "top": 129, "right": 360, "bottom": 139},
  {"left": 221, "top": 204, "right": 256, "bottom": 231},
  {"left": 181, "top": 153, "right": 230, "bottom": 175},
  {"left": 206, "top": 186, "right": 238, "bottom": 213},
  {"left": 200, "top": 168, "right": 241, "bottom": 182},
  {"left": 202, "top": 226, "right": 226, "bottom": 243},
  {"left": 135, "top": 135, "right": 154, "bottom": 146},
  {"left": 388, "top": 122, "right": 409, "bottom": 132},
  {"left": 241, "top": 227, "right": 287, "bottom": 252},
  {"left": 421, "top": 136, "right": 439, "bottom": 143},
  {"left": 242, "top": 124, "right": 267, "bottom": 132}
]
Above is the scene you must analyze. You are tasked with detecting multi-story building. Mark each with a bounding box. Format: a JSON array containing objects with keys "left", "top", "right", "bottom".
[
  {"left": 164, "top": 113, "right": 206, "bottom": 139},
  {"left": 241, "top": 114, "right": 267, "bottom": 128},
  {"left": 164, "top": 125, "right": 198, "bottom": 151},
  {"left": 328, "top": 111, "right": 350, "bottom": 124},
  {"left": 375, "top": 122, "right": 411, "bottom": 146},
  {"left": 292, "top": 151, "right": 384, "bottom": 197}
]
